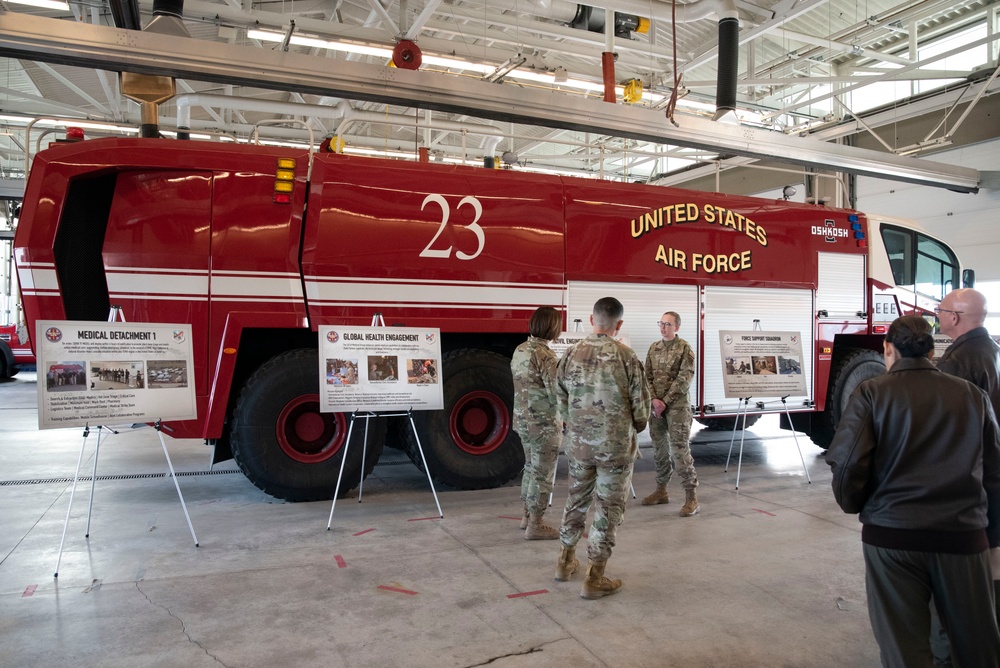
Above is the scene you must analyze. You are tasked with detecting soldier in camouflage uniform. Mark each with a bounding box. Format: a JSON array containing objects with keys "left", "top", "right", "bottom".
[
  {"left": 641, "top": 311, "right": 700, "bottom": 516},
  {"left": 553, "top": 297, "right": 651, "bottom": 599},
  {"left": 511, "top": 306, "right": 563, "bottom": 540}
]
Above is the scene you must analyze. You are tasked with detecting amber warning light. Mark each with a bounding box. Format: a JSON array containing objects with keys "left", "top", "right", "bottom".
[{"left": 274, "top": 158, "right": 296, "bottom": 204}]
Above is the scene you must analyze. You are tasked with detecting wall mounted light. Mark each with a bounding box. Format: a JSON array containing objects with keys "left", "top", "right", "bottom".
[{"left": 5, "top": 0, "right": 70, "bottom": 10}]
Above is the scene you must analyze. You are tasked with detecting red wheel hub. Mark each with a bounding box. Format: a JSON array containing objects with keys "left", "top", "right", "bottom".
[
  {"left": 275, "top": 394, "right": 346, "bottom": 463},
  {"left": 449, "top": 390, "right": 509, "bottom": 455}
]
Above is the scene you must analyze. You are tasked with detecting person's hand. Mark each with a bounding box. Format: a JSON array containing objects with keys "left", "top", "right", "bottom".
[{"left": 652, "top": 398, "right": 666, "bottom": 417}]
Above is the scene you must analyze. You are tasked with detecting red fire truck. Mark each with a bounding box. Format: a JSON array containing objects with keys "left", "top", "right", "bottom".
[
  {"left": 0, "top": 322, "right": 33, "bottom": 377},
  {"left": 13, "top": 137, "right": 970, "bottom": 500}
]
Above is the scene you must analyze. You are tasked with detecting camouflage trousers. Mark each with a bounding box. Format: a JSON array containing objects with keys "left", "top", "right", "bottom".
[
  {"left": 649, "top": 403, "right": 698, "bottom": 489},
  {"left": 519, "top": 430, "right": 561, "bottom": 513},
  {"left": 559, "top": 458, "right": 633, "bottom": 562}
]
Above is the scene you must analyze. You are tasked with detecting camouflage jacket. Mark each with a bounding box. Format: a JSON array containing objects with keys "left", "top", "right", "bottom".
[
  {"left": 511, "top": 336, "right": 560, "bottom": 438},
  {"left": 557, "top": 333, "right": 651, "bottom": 466},
  {"left": 645, "top": 337, "right": 694, "bottom": 408}
]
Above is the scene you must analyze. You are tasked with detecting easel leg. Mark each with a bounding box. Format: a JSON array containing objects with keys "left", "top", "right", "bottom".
[
  {"left": 408, "top": 412, "right": 443, "bottom": 518},
  {"left": 725, "top": 398, "right": 746, "bottom": 472},
  {"left": 156, "top": 427, "right": 199, "bottom": 547},
  {"left": 327, "top": 414, "right": 356, "bottom": 530},
  {"left": 358, "top": 414, "right": 370, "bottom": 503},
  {"left": 783, "top": 399, "right": 812, "bottom": 484},
  {"left": 548, "top": 454, "right": 559, "bottom": 507},
  {"left": 54, "top": 425, "right": 90, "bottom": 578},
  {"left": 735, "top": 402, "right": 751, "bottom": 490},
  {"left": 85, "top": 426, "right": 105, "bottom": 538}
]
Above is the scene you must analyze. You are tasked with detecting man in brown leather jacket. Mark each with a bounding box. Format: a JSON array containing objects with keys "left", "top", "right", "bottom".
[
  {"left": 826, "top": 315, "right": 1000, "bottom": 668},
  {"left": 934, "top": 287, "right": 1000, "bottom": 661}
]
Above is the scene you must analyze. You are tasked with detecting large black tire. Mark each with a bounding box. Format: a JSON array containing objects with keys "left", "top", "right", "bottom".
[
  {"left": 404, "top": 349, "right": 524, "bottom": 489},
  {"left": 810, "top": 348, "right": 885, "bottom": 449},
  {"left": 230, "top": 348, "right": 385, "bottom": 501},
  {"left": 0, "top": 340, "right": 16, "bottom": 379},
  {"left": 696, "top": 415, "right": 761, "bottom": 431},
  {"left": 0, "top": 341, "right": 20, "bottom": 380}
]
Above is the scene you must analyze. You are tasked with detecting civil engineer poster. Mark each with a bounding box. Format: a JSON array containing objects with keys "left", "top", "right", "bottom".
[
  {"left": 36, "top": 321, "right": 197, "bottom": 430},
  {"left": 319, "top": 325, "right": 444, "bottom": 413}
]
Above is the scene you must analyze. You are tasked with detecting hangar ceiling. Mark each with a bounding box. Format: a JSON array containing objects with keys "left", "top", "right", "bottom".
[{"left": 0, "top": 0, "right": 997, "bottom": 191}]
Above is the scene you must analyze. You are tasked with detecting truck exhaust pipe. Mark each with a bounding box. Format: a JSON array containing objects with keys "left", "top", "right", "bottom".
[{"left": 120, "top": 0, "right": 190, "bottom": 138}]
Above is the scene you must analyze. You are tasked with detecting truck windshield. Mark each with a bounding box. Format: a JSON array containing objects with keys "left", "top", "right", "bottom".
[{"left": 881, "top": 224, "right": 960, "bottom": 302}]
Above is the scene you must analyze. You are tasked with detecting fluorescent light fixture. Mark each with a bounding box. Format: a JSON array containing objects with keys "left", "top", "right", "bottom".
[
  {"left": 6, "top": 0, "right": 69, "bottom": 10},
  {"left": 0, "top": 115, "right": 140, "bottom": 133},
  {"left": 248, "top": 30, "right": 393, "bottom": 59}
]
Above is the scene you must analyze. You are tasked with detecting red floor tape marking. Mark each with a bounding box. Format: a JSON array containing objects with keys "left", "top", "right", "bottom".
[
  {"left": 752, "top": 508, "right": 777, "bottom": 516},
  {"left": 507, "top": 589, "right": 549, "bottom": 599},
  {"left": 498, "top": 516, "right": 523, "bottom": 521},
  {"left": 378, "top": 585, "right": 418, "bottom": 595},
  {"left": 407, "top": 516, "right": 440, "bottom": 522},
  {"left": 22, "top": 585, "right": 36, "bottom": 597},
  {"left": 334, "top": 555, "right": 347, "bottom": 568},
  {"left": 352, "top": 528, "right": 376, "bottom": 536}
]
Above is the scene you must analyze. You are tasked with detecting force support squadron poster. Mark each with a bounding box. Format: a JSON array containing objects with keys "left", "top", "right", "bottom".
[{"left": 718, "top": 330, "right": 808, "bottom": 399}]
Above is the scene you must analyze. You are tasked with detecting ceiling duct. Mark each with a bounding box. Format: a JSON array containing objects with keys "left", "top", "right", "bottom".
[
  {"left": 713, "top": 10, "right": 739, "bottom": 119},
  {"left": 107, "top": 0, "right": 142, "bottom": 31},
  {"left": 528, "top": 0, "right": 739, "bottom": 118},
  {"left": 121, "top": 0, "right": 189, "bottom": 137},
  {"left": 145, "top": 0, "right": 190, "bottom": 38}
]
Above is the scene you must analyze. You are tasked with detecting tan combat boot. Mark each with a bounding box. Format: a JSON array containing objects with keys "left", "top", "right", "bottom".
[
  {"left": 580, "top": 560, "right": 622, "bottom": 599},
  {"left": 519, "top": 504, "right": 530, "bottom": 530},
  {"left": 524, "top": 512, "right": 559, "bottom": 540},
  {"left": 680, "top": 489, "right": 700, "bottom": 516},
  {"left": 641, "top": 484, "right": 669, "bottom": 505},
  {"left": 554, "top": 545, "right": 579, "bottom": 581}
]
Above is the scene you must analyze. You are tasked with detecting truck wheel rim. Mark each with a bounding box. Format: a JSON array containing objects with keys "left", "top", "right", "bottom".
[
  {"left": 449, "top": 390, "right": 509, "bottom": 455},
  {"left": 276, "top": 394, "right": 345, "bottom": 463}
]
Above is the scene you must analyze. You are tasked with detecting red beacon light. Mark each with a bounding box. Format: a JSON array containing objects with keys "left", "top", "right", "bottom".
[{"left": 65, "top": 127, "right": 85, "bottom": 141}]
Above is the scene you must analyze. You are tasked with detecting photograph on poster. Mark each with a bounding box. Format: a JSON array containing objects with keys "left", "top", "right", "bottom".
[
  {"left": 725, "top": 356, "right": 753, "bottom": 375},
  {"left": 326, "top": 359, "right": 359, "bottom": 385},
  {"left": 407, "top": 358, "right": 439, "bottom": 384},
  {"left": 91, "top": 360, "right": 144, "bottom": 390},
  {"left": 146, "top": 360, "right": 188, "bottom": 389},
  {"left": 778, "top": 356, "right": 802, "bottom": 374},
  {"left": 367, "top": 355, "right": 398, "bottom": 382},
  {"left": 752, "top": 356, "right": 777, "bottom": 375},
  {"left": 45, "top": 362, "right": 87, "bottom": 391}
]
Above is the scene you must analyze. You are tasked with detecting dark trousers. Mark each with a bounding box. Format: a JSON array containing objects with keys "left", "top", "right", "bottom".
[{"left": 863, "top": 543, "right": 1000, "bottom": 668}]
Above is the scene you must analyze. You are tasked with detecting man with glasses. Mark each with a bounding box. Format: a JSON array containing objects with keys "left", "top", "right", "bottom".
[
  {"left": 934, "top": 287, "right": 1000, "bottom": 662},
  {"left": 641, "top": 311, "right": 700, "bottom": 517},
  {"left": 936, "top": 288, "right": 1000, "bottom": 417}
]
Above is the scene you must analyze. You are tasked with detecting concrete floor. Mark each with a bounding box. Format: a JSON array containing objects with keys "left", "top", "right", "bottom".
[{"left": 1, "top": 370, "right": 880, "bottom": 667}]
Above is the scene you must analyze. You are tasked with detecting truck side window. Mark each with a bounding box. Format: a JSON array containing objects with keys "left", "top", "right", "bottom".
[{"left": 881, "top": 224, "right": 960, "bottom": 301}]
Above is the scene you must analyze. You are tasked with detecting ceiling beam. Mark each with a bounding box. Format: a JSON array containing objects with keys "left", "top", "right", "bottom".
[{"left": 0, "top": 12, "right": 980, "bottom": 192}]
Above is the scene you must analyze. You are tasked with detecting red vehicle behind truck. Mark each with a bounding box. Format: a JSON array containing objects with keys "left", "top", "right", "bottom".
[{"left": 13, "top": 136, "right": 968, "bottom": 500}]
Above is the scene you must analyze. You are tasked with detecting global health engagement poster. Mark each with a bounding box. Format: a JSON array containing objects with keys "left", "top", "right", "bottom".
[
  {"left": 36, "top": 321, "right": 197, "bottom": 430},
  {"left": 319, "top": 326, "right": 443, "bottom": 413},
  {"left": 719, "top": 330, "right": 807, "bottom": 399}
]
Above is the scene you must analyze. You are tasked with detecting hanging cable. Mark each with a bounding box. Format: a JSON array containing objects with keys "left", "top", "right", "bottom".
[{"left": 664, "top": 0, "right": 683, "bottom": 127}]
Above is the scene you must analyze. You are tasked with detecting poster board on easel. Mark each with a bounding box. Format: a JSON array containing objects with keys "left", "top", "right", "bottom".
[
  {"left": 36, "top": 315, "right": 200, "bottom": 577},
  {"left": 318, "top": 320, "right": 445, "bottom": 528},
  {"left": 717, "top": 328, "right": 811, "bottom": 489}
]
